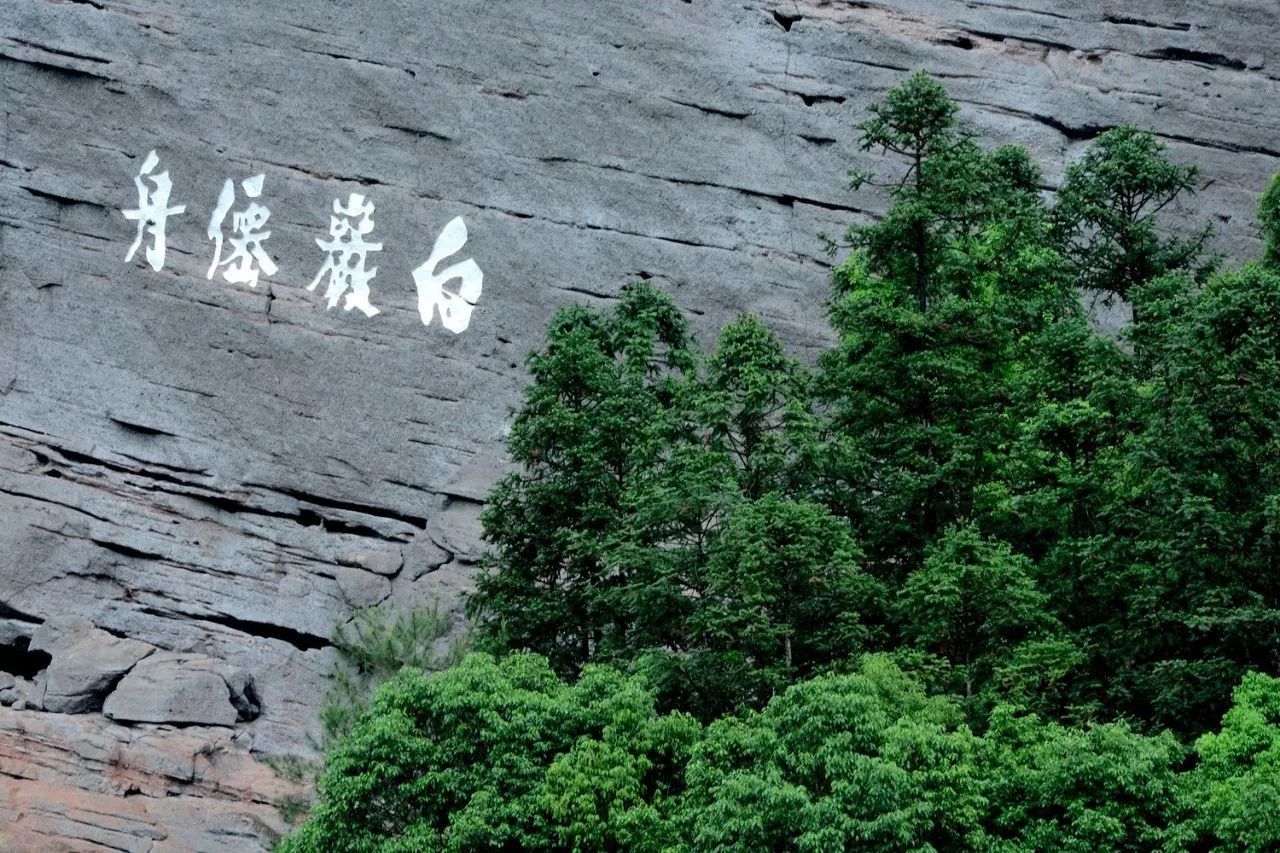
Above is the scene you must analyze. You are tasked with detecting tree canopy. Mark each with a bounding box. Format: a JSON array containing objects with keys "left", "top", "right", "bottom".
[{"left": 285, "top": 73, "right": 1280, "bottom": 851}]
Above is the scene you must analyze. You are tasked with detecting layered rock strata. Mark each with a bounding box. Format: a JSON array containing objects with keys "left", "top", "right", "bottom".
[{"left": 3, "top": 0, "right": 1278, "bottom": 847}]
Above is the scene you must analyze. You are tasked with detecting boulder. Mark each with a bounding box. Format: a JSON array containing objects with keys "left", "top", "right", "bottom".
[
  {"left": 0, "top": 675, "right": 46, "bottom": 711},
  {"left": 29, "top": 620, "right": 154, "bottom": 714},
  {"left": 103, "top": 653, "right": 259, "bottom": 727},
  {"left": 0, "top": 617, "right": 36, "bottom": 647}
]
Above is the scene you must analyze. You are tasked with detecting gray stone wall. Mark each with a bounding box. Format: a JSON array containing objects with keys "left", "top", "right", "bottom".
[{"left": 2, "top": 1, "right": 1278, "bottom": 847}]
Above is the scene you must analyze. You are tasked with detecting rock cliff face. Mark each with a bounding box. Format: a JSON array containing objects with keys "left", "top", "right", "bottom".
[{"left": 2, "top": 0, "right": 1278, "bottom": 847}]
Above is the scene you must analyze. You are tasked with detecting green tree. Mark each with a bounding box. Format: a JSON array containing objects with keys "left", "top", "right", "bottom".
[
  {"left": 821, "top": 73, "right": 1074, "bottom": 592},
  {"left": 282, "top": 653, "right": 700, "bottom": 852},
  {"left": 983, "top": 705, "right": 1185, "bottom": 851},
  {"left": 1260, "top": 172, "right": 1280, "bottom": 268},
  {"left": 1052, "top": 126, "right": 1210, "bottom": 304},
  {"left": 469, "top": 283, "right": 697, "bottom": 676},
  {"left": 611, "top": 314, "right": 817, "bottom": 671},
  {"left": 819, "top": 255, "right": 1025, "bottom": 585},
  {"left": 318, "top": 602, "right": 459, "bottom": 749},
  {"left": 698, "top": 315, "right": 817, "bottom": 500},
  {"left": 1091, "top": 263, "right": 1280, "bottom": 731},
  {"left": 897, "top": 525, "right": 1054, "bottom": 712},
  {"left": 677, "top": 656, "right": 988, "bottom": 851},
  {"left": 844, "top": 69, "right": 960, "bottom": 312},
  {"left": 1176, "top": 672, "right": 1280, "bottom": 850},
  {"left": 838, "top": 72, "right": 1050, "bottom": 316},
  {"left": 684, "top": 496, "right": 883, "bottom": 710}
]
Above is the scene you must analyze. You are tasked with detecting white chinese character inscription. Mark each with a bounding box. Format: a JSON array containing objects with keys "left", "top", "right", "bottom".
[
  {"left": 207, "top": 173, "right": 278, "bottom": 287},
  {"left": 413, "top": 216, "right": 483, "bottom": 334},
  {"left": 309, "top": 192, "right": 382, "bottom": 317},
  {"left": 122, "top": 150, "right": 185, "bottom": 271}
]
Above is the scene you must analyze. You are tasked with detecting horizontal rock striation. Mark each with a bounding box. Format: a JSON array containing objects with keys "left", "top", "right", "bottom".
[{"left": 2, "top": 0, "right": 1279, "bottom": 847}]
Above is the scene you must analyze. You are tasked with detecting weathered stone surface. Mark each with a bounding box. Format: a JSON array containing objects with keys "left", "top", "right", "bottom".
[
  {"left": 30, "top": 620, "right": 154, "bottom": 714},
  {"left": 0, "top": 676, "right": 42, "bottom": 711},
  {"left": 0, "top": 707, "right": 306, "bottom": 851},
  {"left": 0, "top": 618, "right": 35, "bottom": 648},
  {"left": 104, "top": 652, "right": 256, "bottom": 727},
  {"left": 2, "top": 0, "right": 1278, "bottom": 847}
]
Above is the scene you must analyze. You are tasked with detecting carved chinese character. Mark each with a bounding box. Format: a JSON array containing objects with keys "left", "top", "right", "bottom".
[
  {"left": 206, "top": 174, "right": 278, "bottom": 287},
  {"left": 413, "top": 216, "right": 483, "bottom": 334},
  {"left": 309, "top": 192, "right": 382, "bottom": 317},
  {"left": 122, "top": 150, "right": 186, "bottom": 271}
]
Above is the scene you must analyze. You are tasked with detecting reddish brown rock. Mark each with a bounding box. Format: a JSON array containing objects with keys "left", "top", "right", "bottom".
[{"left": 0, "top": 707, "right": 308, "bottom": 851}]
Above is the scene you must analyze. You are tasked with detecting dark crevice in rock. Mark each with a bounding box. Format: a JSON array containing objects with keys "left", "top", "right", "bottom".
[
  {"left": 537, "top": 153, "right": 865, "bottom": 216},
  {"left": 293, "top": 46, "right": 415, "bottom": 78},
  {"left": 1158, "top": 131, "right": 1280, "bottom": 160},
  {"left": 5, "top": 39, "right": 109, "bottom": 65},
  {"left": 31, "top": 442, "right": 417, "bottom": 542},
  {"left": 796, "top": 92, "right": 846, "bottom": 107},
  {"left": 972, "top": 101, "right": 1109, "bottom": 142},
  {"left": 0, "top": 603, "right": 41, "bottom": 624},
  {"left": 0, "top": 52, "right": 112, "bottom": 81},
  {"left": 1104, "top": 14, "right": 1191, "bottom": 32},
  {"left": 246, "top": 483, "right": 429, "bottom": 531},
  {"left": 185, "top": 491, "right": 410, "bottom": 542},
  {"left": 0, "top": 636, "right": 50, "bottom": 679},
  {"left": 0, "top": 485, "right": 112, "bottom": 525},
  {"left": 231, "top": 678, "right": 262, "bottom": 721},
  {"left": 49, "top": 444, "right": 194, "bottom": 488},
  {"left": 193, "top": 612, "right": 330, "bottom": 652},
  {"left": 770, "top": 10, "right": 801, "bottom": 32},
  {"left": 386, "top": 124, "right": 453, "bottom": 142},
  {"left": 1142, "top": 47, "right": 1247, "bottom": 70},
  {"left": 770, "top": 193, "right": 867, "bottom": 216},
  {"left": 114, "top": 452, "right": 210, "bottom": 478},
  {"left": 798, "top": 134, "right": 838, "bottom": 146},
  {"left": 21, "top": 185, "right": 105, "bottom": 209},
  {"left": 440, "top": 491, "right": 484, "bottom": 509},
  {"left": 963, "top": 29, "right": 1076, "bottom": 54},
  {"left": 482, "top": 87, "right": 529, "bottom": 100},
  {"left": 90, "top": 539, "right": 166, "bottom": 562},
  {"left": 660, "top": 96, "right": 751, "bottom": 120},
  {"left": 260, "top": 158, "right": 386, "bottom": 188},
  {"left": 109, "top": 417, "right": 177, "bottom": 438},
  {"left": 938, "top": 33, "right": 976, "bottom": 50}
]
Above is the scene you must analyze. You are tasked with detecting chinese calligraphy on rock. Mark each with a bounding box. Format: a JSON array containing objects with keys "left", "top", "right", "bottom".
[
  {"left": 120, "top": 153, "right": 484, "bottom": 333},
  {"left": 413, "top": 216, "right": 483, "bottom": 334},
  {"left": 207, "top": 174, "right": 278, "bottom": 288},
  {"left": 123, "top": 150, "right": 185, "bottom": 271},
  {"left": 310, "top": 192, "right": 382, "bottom": 318}
]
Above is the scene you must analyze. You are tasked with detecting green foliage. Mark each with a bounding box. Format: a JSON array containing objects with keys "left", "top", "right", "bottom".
[
  {"left": 1178, "top": 672, "right": 1280, "bottom": 850},
  {"left": 1052, "top": 125, "right": 1210, "bottom": 302},
  {"left": 678, "top": 655, "right": 988, "bottom": 851},
  {"left": 686, "top": 495, "right": 884, "bottom": 706},
  {"left": 280, "top": 653, "right": 700, "bottom": 852},
  {"left": 1092, "top": 263, "right": 1280, "bottom": 730},
  {"left": 319, "top": 602, "right": 458, "bottom": 749},
  {"left": 837, "top": 70, "right": 1047, "bottom": 315},
  {"left": 265, "top": 754, "right": 320, "bottom": 785},
  {"left": 289, "top": 73, "right": 1280, "bottom": 850},
  {"left": 898, "top": 525, "right": 1054, "bottom": 715},
  {"left": 275, "top": 793, "right": 313, "bottom": 827},
  {"left": 983, "top": 706, "right": 1185, "bottom": 851},
  {"left": 1261, "top": 172, "right": 1280, "bottom": 268},
  {"left": 474, "top": 294, "right": 878, "bottom": 719},
  {"left": 287, "top": 659, "right": 1280, "bottom": 851},
  {"left": 470, "top": 283, "right": 698, "bottom": 676}
]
